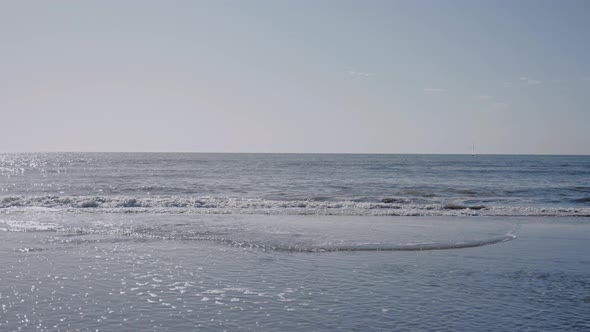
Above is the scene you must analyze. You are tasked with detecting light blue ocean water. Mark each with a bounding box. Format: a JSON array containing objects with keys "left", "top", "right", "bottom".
[
  {"left": 1, "top": 153, "right": 589, "bottom": 331},
  {"left": 1, "top": 153, "right": 589, "bottom": 216}
]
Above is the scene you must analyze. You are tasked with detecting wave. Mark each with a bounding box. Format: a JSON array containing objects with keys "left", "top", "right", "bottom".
[
  {"left": 573, "top": 197, "right": 590, "bottom": 203},
  {"left": 254, "top": 234, "right": 517, "bottom": 252},
  {"left": 443, "top": 203, "right": 487, "bottom": 210},
  {"left": 57, "top": 230, "right": 517, "bottom": 252},
  {"left": 1, "top": 218, "right": 518, "bottom": 252},
  {"left": 1, "top": 195, "right": 589, "bottom": 217}
]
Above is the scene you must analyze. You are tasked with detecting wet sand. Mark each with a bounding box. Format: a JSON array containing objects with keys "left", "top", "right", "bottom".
[{"left": 0, "top": 215, "right": 589, "bottom": 331}]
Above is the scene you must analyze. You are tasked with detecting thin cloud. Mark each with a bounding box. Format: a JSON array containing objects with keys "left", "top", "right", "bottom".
[
  {"left": 474, "top": 94, "right": 492, "bottom": 100},
  {"left": 347, "top": 70, "right": 374, "bottom": 77},
  {"left": 423, "top": 88, "right": 446, "bottom": 93},
  {"left": 520, "top": 77, "right": 543, "bottom": 85}
]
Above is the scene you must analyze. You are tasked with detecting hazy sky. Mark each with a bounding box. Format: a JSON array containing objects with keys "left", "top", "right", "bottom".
[{"left": 1, "top": 0, "right": 589, "bottom": 154}]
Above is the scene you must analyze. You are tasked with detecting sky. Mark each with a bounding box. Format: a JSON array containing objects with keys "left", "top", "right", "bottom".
[{"left": 1, "top": 0, "right": 589, "bottom": 154}]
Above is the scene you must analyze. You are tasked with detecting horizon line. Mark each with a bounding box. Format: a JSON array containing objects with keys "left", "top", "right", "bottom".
[{"left": 1, "top": 151, "right": 589, "bottom": 156}]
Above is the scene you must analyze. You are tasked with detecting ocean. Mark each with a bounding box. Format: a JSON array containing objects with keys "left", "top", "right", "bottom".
[{"left": 1, "top": 153, "right": 589, "bottom": 331}]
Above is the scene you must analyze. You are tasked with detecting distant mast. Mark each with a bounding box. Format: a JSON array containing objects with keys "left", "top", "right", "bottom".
[{"left": 471, "top": 144, "right": 475, "bottom": 156}]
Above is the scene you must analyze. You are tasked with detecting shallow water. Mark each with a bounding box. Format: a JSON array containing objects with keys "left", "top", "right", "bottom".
[
  {"left": 1, "top": 215, "right": 589, "bottom": 331},
  {"left": 0, "top": 214, "right": 518, "bottom": 252}
]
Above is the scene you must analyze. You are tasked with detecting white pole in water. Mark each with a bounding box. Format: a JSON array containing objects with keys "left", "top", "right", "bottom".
[{"left": 471, "top": 144, "right": 475, "bottom": 156}]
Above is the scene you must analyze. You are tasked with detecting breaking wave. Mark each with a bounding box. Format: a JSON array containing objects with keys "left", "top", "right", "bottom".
[{"left": 1, "top": 195, "right": 589, "bottom": 217}]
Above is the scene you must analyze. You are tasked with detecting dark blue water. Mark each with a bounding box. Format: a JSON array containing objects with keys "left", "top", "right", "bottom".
[{"left": 1, "top": 153, "right": 589, "bottom": 216}]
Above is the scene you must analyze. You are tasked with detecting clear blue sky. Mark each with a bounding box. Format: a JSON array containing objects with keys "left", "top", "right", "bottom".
[{"left": 1, "top": 0, "right": 589, "bottom": 154}]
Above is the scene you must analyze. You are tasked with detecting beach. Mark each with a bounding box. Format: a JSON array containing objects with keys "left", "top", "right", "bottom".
[
  {"left": 1, "top": 153, "right": 589, "bottom": 331},
  {"left": 1, "top": 214, "right": 589, "bottom": 331},
  {"left": 3, "top": 1, "right": 590, "bottom": 330}
]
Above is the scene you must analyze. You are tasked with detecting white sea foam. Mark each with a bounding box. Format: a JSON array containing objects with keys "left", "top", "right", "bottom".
[
  {"left": 0, "top": 219, "right": 58, "bottom": 232},
  {"left": 1, "top": 195, "right": 589, "bottom": 217}
]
